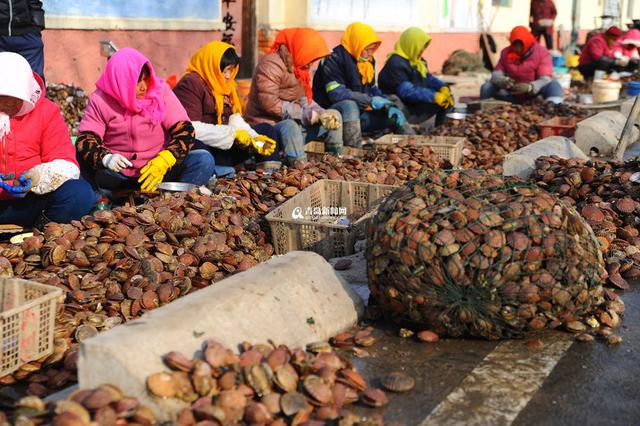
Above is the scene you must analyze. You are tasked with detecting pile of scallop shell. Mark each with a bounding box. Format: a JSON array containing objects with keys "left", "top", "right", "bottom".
[
  {"left": 433, "top": 102, "right": 586, "bottom": 174},
  {"left": 532, "top": 156, "right": 640, "bottom": 290},
  {"left": 146, "top": 336, "right": 414, "bottom": 425},
  {"left": 46, "top": 83, "right": 88, "bottom": 137},
  {"left": 366, "top": 169, "right": 622, "bottom": 339},
  {"left": 0, "top": 190, "right": 272, "bottom": 397}
]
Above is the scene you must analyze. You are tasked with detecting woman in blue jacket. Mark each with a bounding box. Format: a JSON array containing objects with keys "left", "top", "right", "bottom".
[
  {"left": 313, "top": 22, "right": 414, "bottom": 144},
  {"left": 379, "top": 27, "right": 453, "bottom": 127}
]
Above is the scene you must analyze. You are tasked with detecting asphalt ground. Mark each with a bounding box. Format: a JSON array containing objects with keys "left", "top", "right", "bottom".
[{"left": 337, "top": 270, "right": 640, "bottom": 426}]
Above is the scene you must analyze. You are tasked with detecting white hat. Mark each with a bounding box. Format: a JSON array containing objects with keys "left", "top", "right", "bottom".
[{"left": 0, "top": 52, "right": 42, "bottom": 117}]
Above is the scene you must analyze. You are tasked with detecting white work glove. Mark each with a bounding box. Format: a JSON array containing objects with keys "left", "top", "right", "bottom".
[{"left": 102, "top": 153, "right": 133, "bottom": 172}]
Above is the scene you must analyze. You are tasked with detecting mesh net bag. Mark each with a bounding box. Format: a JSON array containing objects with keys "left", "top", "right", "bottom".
[{"left": 366, "top": 170, "right": 606, "bottom": 339}]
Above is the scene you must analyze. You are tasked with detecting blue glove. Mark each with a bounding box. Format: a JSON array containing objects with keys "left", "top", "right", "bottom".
[
  {"left": 387, "top": 106, "right": 407, "bottom": 126},
  {"left": 0, "top": 172, "right": 31, "bottom": 198},
  {"left": 371, "top": 96, "right": 393, "bottom": 110}
]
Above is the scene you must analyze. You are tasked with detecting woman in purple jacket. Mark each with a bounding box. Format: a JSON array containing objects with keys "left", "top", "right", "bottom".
[{"left": 480, "top": 26, "right": 563, "bottom": 104}]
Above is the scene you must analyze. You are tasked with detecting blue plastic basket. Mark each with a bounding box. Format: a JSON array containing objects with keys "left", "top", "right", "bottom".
[
  {"left": 552, "top": 55, "right": 566, "bottom": 68},
  {"left": 627, "top": 81, "right": 640, "bottom": 96}
]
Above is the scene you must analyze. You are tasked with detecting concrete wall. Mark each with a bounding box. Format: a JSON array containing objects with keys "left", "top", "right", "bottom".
[{"left": 42, "top": 0, "right": 243, "bottom": 90}]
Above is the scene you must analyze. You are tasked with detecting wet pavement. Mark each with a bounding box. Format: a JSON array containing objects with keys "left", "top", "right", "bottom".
[{"left": 333, "top": 259, "right": 640, "bottom": 426}]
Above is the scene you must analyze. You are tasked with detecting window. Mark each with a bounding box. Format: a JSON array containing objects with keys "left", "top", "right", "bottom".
[
  {"left": 43, "top": 0, "right": 223, "bottom": 30},
  {"left": 308, "top": 0, "right": 419, "bottom": 29}
]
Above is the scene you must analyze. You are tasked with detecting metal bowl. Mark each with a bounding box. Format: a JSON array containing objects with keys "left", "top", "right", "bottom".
[
  {"left": 156, "top": 182, "right": 197, "bottom": 192},
  {"left": 446, "top": 112, "right": 468, "bottom": 121}
]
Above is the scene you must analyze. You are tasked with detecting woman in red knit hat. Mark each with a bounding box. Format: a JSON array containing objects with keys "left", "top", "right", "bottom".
[{"left": 579, "top": 26, "right": 623, "bottom": 79}]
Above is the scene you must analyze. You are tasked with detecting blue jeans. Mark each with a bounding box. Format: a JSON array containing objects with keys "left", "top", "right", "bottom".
[
  {"left": 274, "top": 111, "right": 344, "bottom": 164},
  {"left": 195, "top": 122, "right": 281, "bottom": 177},
  {"left": 86, "top": 149, "right": 215, "bottom": 190},
  {"left": 480, "top": 80, "right": 564, "bottom": 103},
  {"left": 0, "top": 32, "right": 45, "bottom": 83},
  {"left": 0, "top": 179, "right": 95, "bottom": 226}
]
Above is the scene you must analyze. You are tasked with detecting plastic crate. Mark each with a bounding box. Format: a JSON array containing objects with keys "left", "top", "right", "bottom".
[
  {"left": 0, "top": 278, "right": 62, "bottom": 376},
  {"left": 304, "top": 141, "right": 363, "bottom": 162},
  {"left": 539, "top": 116, "right": 577, "bottom": 139},
  {"left": 265, "top": 180, "right": 397, "bottom": 259},
  {"left": 373, "top": 134, "right": 465, "bottom": 167}
]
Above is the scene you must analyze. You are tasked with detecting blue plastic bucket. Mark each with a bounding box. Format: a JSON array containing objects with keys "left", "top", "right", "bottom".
[
  {"left": 627, "top": 81, "right": 640, "bottom": 96},
  {"left": 552, "top": 55, "right": 566, "bottom": 68}
]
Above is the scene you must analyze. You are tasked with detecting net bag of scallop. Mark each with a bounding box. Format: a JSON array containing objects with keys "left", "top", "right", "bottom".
[{"left": 365, "top": 170, "right": 607, "bottom": 340}]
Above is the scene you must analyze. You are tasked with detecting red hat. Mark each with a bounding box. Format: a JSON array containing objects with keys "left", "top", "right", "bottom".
[{"left": 606, "top": 26, "right": 623, "bottom": 38}]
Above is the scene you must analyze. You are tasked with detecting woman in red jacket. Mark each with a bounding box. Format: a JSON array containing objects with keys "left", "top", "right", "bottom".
[{"left": 0, "top": 52, "right": 95, "bottom": 228}]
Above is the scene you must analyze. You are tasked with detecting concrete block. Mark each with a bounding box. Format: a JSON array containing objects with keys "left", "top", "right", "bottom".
[
  {"left": 78, "top": 251, "right": 364, "bottom": 420},
  {"left": 575, "top": 111, "right": 639, "bottom": 158},
  {"left": 503, "top": 136, "right": 589, "bottom": 179}
]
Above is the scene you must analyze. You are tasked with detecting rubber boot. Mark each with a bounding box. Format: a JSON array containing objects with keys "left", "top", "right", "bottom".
[
  {"left": 342, "top": 120, "right": 362, "bottom": 148},
  {"left": 33, "top": 212, "right": 52, "bottom": 232}
]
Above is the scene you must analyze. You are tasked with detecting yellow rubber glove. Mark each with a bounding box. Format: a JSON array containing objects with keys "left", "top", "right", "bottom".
[
  {"left": 434, "top": 92, "right": 449, "bottom": 108},
  {"left": 234, "top": 129, "right": 253, "bottom": 148},
  {"left": 252, "top": 134, "right": 277, "bottom": 156},
  {"left": 138, "top": 150, "right": 176, "bottom": 192},
  {"left": 439, "top": 86, "right": 454, "bottom": 108}
]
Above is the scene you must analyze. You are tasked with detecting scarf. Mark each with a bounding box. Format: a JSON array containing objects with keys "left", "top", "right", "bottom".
[
  {"left": 186, "top": 41, "right": 243, "bottom": 124},
  {"left": 0, "top": 52, "right": 42, "bottom": 139},
  {"left": 389, "top": 27, "right": 431, "bottom": 78},
  {"left": 269, "top": 28, "right": 330, "bottom": 101},
  {"left": 341, "top": 22, "right": 381, "bottom": 85},
  {"left": 96, "top": 47, "right": 165, "bottom": 126},
  {"left": 507, "top": 26, "right": 538, "bottom": 63}
]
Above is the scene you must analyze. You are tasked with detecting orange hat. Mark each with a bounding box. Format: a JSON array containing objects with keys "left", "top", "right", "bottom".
[
  {"left": 508, "top": 26, "right": 538, "bottom": 62},
  {"left": 270, "top": 28, "right": 330, "bottom": 101}
]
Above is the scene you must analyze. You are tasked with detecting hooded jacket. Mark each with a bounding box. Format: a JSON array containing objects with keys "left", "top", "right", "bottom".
[
  {"left": 580, "top": 33, "right": 616, "bottom": 66},
  {"left": 312, "top": 44, "right": 383, "bottom": 109},
  {"left": 0, "top": 53, "right": 78, "bottom": 200},
  {"left": 0, "top": 0, "right": 44, "bottom": 37},
  {"left": 379, "top": 28, "right": 445, "bottom": 104},
  {"left": 77, "top": 48, "right": 194, "bottom": 177}
]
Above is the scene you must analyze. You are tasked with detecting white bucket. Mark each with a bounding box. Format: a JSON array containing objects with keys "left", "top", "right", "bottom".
[
  {"left": 592, "top": 80, "right": 621, "bottom": 103},
  {"left": 554, "top": 73, "right": 572, "bottom": 90}
]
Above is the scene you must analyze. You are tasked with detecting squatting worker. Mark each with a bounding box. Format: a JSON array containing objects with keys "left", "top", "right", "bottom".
[
  {"left": 174, "top": 40, "right": 279, "bottom": 177},
  {"left": 481, "top": 26, "right": 564, "bottom": 104},
  {"left": 0, "top": 52, "right": 94, "bottom": 229},
  {"left": 579, "top": 26, "right": 623, "bottom": 79},
  {"left": 379, "top": 27, "right": 453, "bottom": 128},
  {"left": 77, "top": 48, "right": 215, "bottom": 193},
  {"left": 313, "top": 22, "right": 414, "bottom": 142},
  {"left": 245, "top": 28, "right": 344, "bottom": 165}
]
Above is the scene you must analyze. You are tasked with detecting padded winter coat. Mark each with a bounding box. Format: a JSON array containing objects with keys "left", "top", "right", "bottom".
[
  {"left": 312, "top": 44, "right": 383, "bottom": 109},
  {"left": 379, "top": 54, "right": 445, "bottom": 104},
  {"left": 244, "top": 45, "right": 306, "bottom": 125}
]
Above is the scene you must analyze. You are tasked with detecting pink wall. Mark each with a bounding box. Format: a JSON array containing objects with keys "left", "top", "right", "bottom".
[{"left": 42, "top": 0, "right": 243, "bottom": 90}]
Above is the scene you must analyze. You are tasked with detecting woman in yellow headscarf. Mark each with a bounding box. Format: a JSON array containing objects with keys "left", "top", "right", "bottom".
[
  {"left": 313, "top": 22, "right": 415, "bottom": 138},
  {"left": 173, "top": 41, "right": 281, "bottom": 176},
  {"left": 379, "top": 27, "right": 453, "bottom": 127}
]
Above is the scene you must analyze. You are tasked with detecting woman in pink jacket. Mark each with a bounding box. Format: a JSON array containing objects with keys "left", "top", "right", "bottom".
[
  {"left": 0, "top": 52, "right": 94, "bottom": 229},
  {"left": 77, "top": 48, "right": 215, "bottom": 192},
  {"left": 481, "top": 26, "right": 563, "bottom": 104}
]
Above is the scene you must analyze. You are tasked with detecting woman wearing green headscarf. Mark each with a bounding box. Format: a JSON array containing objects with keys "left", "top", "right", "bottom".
[{"left": 379, "top": 27, "right": 453, "bottom": 127}]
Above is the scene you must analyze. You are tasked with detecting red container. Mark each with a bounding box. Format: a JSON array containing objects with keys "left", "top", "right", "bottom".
[{"left": 539, "top": 116, "right": 577, "bottom": 138}]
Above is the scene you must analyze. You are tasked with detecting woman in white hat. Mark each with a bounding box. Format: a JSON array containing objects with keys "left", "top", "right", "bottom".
[{"left": 0, "top": 52, "right": 95, "bottom": 229}]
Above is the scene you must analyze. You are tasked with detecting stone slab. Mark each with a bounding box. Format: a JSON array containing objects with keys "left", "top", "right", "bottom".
[{"left": 78, "top": 251, "right": 364, "bottom": 420}]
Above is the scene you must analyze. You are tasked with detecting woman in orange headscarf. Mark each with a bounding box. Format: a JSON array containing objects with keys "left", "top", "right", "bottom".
[
  {"left": 481, "top": 26, "right": 563, "bottom": 103},
  {"left": 174, "top": 41, "right": 280, "bottom": 176},
  {"left": 245, "top": 28, "right": 346, "bottom": 165}
]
